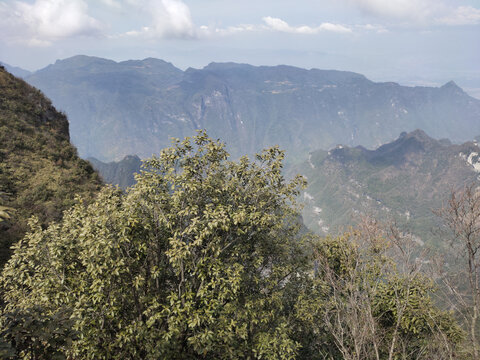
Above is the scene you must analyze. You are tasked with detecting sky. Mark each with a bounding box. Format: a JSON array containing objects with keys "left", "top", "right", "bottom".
[{"left": 0, "top": 0, "right": 479, "bottom": 96}]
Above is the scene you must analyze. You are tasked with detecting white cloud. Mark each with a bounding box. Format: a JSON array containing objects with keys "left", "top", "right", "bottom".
[
  {"left": 99, "top": 0, "right": 122, "bottom": 8},
  {"left": 262, "top": 16, "right": 352, "bottom": 34},
  {"left": 357, "top": 23, "right": 389, "bottom": 33},
  {"left": 124, "top": 0, "right": 196, "bottom": 39},
  {"left": 0, "top": 0, "right": 102, "bottom": 46},
  {"left": 437, "top": 6, "right": 480, "bottom": 25},
  {"left": 198, "top": 24, "right": 259, "bottom": 37},
  {"left": 347, "top": 0, "right": 433, "bottom": 20},
  {"left": 346, "top": 0, "right": 480, "bottom": 26},
  {"left": 197, "top": 18, "right": 352, "bottom": 38}
]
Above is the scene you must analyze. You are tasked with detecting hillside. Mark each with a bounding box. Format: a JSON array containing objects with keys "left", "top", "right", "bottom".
[
  {"left": 0, "top": 66, "right": 102, "bottom": 266},
  {"left": 25, "top": 55, "right": 480, "bottom": 163},
  {"left": 296, "top": 129, "right": 480, "bottom": 245}
]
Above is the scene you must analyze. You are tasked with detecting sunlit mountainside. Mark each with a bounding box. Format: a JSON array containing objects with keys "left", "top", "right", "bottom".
[
  {"left": 0, "top": 65, "right": 101, "bottom": 266},
  {"left": 24, "top": 55, "right": 480, "bottom": 164}
]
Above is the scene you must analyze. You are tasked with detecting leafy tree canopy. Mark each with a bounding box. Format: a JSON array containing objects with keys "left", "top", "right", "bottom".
[
  {"left": 0, "top": 132, "right": 465, "bottom": 359},
  {"left": 1, "top": 131, "right": 309, "bottom": 359}
]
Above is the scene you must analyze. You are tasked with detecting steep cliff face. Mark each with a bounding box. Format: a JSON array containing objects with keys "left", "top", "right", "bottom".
[
  {"left": 0, "top": 66, "right": 102, "bottom": 266},
  {"left": 295, "top": 130, "right": 480, "bottom": 245},
  {"left": 26, "top": 56, "right": 480, "bottom": 163}
]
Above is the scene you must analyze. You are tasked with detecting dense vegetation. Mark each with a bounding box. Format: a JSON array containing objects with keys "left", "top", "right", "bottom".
[
  {"left": 0, "top": 66, "right": 101, "bottom": 267},
  {"left": 1, "top": 132, "right": 472, "bottom": 359}
]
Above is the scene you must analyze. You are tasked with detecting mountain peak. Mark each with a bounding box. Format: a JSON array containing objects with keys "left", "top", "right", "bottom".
[
  {"left": 372, "top": 130, "right": 437, "bottom": 163},
  {"left": 440, "top": 80, "right": 463, "bottom": 93},
  {"left": 202, "top": 62, "right": 255, "bottom": 73},
  {"left": 0, "top": 67, "right": 69, "bottom": 138},
  {"left": 401, "top": 129, "right": 433, "bottom": 143},
  {"left": 328, "top": 130, "right": 441, "bottom": 167},
  {"left": 54, "top": 55, "right": 116, "bottom": 67}
]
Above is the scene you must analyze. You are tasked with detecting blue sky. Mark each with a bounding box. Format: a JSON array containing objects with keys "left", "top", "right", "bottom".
[{"left": 1, "top": 0, "right": 479, "bottom": 95}]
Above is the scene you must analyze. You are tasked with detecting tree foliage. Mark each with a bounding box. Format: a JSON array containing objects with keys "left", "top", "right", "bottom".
[
  {"left": 0, "top": 132, "right": 465, "bottom": 359},
  {"left": 1, "top": 132, "right": 309, "bottom": 359}
]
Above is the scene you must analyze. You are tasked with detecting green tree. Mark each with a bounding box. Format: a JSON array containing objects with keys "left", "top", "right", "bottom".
[{"left": 1, "top": 131, "right": 308, "bottom": 359}]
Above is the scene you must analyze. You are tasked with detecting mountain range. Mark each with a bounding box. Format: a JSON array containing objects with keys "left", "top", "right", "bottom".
[
  {"left": 295, "top": 129, "right": 480, "bottom": 245},
  {"left": 23, "top": 55, "right": 480, "bottom": 163},
  {"left": 4, "top": 55, "right": 480, "bottom": 247}
]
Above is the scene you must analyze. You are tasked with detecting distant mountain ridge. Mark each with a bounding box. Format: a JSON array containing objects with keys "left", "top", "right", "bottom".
[
  {"left": 88, "top": 155, "right": 142, "bottom": 188},
  {"left": 24, "top": 55, "right": 480, "bottom": 162},
  {"left": 0, "top": 62, "right": 31, "bottom": 78},
  {"left": 296, "top": 129, "right": 480, "bottom": 245}
]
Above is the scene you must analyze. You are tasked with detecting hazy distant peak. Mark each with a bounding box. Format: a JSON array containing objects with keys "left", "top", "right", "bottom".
[
  {"left": 378, "top": 81, "right": 401, "bottom": 87},
  {"left": 204, "top": 62, "right": 254, "bottom": 70},
  {"left": 399, "top": 129, "right": 446, "bottom": 151},
  {"left": 0, "top": 61, "right": 31, "bottom": 78},
  {"left": 440, "top": 80, "right": 463, "bottom": 93},
  {"left": 375, "top": 129, "right": 438, "bottom": 157},
  {"left": 120, "top": 58, "right": 180, "bottom": 70},
  {"left": 310, "top": 68, "right": 367, "bottom": 79},
  {"left": 123, "top": 154, "right": 141, "bottom": 161},
  {"left": 40, "top": 55, "right": 180, "bottom": 75},
  {"left": 54, "top": 55, "right": 116, "bottom": 68},
  {"left": 327, "top": 130, "right": 442, "bottom": 167},
  {"left": 401, "top": 129, "right": 432, "bottom": 143},
  {"left": 441, "top": 80, "right": 459, "bottom": 87}
]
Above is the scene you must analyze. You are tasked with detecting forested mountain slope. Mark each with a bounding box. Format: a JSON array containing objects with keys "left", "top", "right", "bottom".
[
  {"left": 296, "top": 129, "right": 480, "bottom": 245},
  {"left": 0, "top": 66, "right": 101, "bottom": 266},
  {"left": 25, "top": 55, "right": 480, "bottom": 162}
]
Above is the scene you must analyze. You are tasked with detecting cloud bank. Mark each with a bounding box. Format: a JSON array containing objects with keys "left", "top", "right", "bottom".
[
  {"left": 0, "top": 0, "right": 102, "bottom": 46},
  {"left": 437, "top": 6, "right": 480, "bottom": 26},
  {"left": 346, "top": 0, "right": 480, "bottom": 25},
  {"left": 126, "top": 0, "right": 196, "bottom": 39},
  {"left": 1, "top": 0, "right": 477, "bottom": 47}
]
